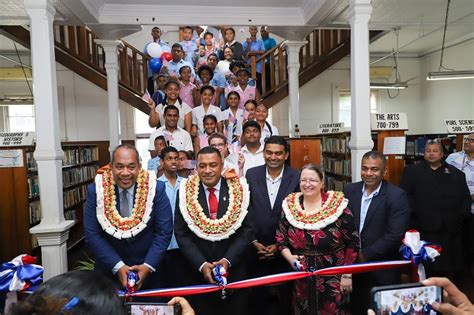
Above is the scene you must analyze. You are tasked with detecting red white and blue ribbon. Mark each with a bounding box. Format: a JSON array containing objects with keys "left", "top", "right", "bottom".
[
  {"left": 400, "top": 230, "right": 442, "bottom": 281},
  {"left": 119, "top": 260, "right": 410, "bottom": 298},
  {"left": 0, "top": 254, "right": 43, "bottom": 292}
]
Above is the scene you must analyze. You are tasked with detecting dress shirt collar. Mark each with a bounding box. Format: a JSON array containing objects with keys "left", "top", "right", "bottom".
[
  {"left": 362, "top": 181, "right": 382, "bottom": 198},
  {"left": 241, "top": 144, "right": 263, "bottom": 154},
  {"left": 266, "top": 166, "right": 284, "bottom": 182},
  {"left": 202, "top": 178, "right": 222, "bottom": 192}
]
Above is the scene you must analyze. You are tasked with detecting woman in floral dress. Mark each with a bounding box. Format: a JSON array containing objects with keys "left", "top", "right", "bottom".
[{"left": 276, "top": 164, "right": 360, "bottom": 315}]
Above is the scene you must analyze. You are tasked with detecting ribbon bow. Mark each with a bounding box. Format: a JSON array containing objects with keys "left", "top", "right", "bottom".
[
  {"left": 212, "top": 265, "right": 228, "bottom": 299},
  {"left": 0, "top": 254, "right": 43, "bottom": 292},
  {"left": 400, "top": 230, "right": 441, "bottom": 281}
]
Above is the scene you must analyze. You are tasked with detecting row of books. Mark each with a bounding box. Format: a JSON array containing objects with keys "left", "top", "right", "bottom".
[
  {"left": 322, "top": 157, "right": 351, "bottom": 177},
  {"left": 406, "top": 136, "right": 456, "bottom": 156},
  {"left": 29, "top": 200, "right": 41, "bottom": 225},
  {"left": 324, "top": 176, "right": 349, "bottom": 192},
  {"left": 64, "top": 185, "right": 88, "bottom": 209},
  {"left": 63, "top": 165, "right": 98, "bottom": 188},
  {"left": 63, "top": 147, "right": 99, "bottom": 166},
  {"left": 27, "top": 176, "right": 40, "bottom": 198},
  {"left": 64, "top": 209, "right": 77, "bottom": 221},
  {"left": 26, "top": 151, "right": 37, "bottom": 172},
  {"left": 321, "top": 137, "right": 350, "bottom": 154}
]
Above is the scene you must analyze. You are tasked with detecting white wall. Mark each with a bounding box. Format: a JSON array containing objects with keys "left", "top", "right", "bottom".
[
  {"left": 272, "top": 38, "right": 474, "bottom": 136},
  {"left": 0, "top": 60, "right": 135, "bottom": 141}
]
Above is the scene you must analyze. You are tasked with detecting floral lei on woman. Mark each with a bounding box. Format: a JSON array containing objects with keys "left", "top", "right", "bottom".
[
  {"left": 282, "top": 191, "right": 348, "bottom": 230},
  {"left": 178, "top": 174, "right": 249, "bottom": 242},
  {"left": 95, "top": 167, "right": 156, "bottom": 240}
]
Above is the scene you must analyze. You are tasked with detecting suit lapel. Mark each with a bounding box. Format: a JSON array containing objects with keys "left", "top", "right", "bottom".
[
  {"left": 351, "top": 183, "right": 363, "bottom": 230},
  {"left": 361, "top": 182, "right": 385, "bottom": 234},
  {"left": 272, "top": 167, "right": 291, "bottom": 212},
  {"left": 198, "top": 183, "right": 211, "bottom": 218},
  {"left": 217, "top": 179, "right": 230, "bottom": 219},
  {"left": 257, "top": 167, "right": 272, "bottom": 211}
]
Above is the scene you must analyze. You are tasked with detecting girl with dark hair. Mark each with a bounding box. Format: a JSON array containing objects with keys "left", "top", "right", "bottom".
[{"left": 148, "top": 80, "right": 192, "bottom": 133}]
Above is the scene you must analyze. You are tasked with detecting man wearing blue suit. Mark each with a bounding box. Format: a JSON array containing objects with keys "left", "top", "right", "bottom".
[
  {"left": 344, "top": 150, "right": 409, "bottom": 314},
  {"left": 84, "top": 144, "right": 173, "bottom": 289},
  {"left": 246, "top": 136, "right": 300, "bottom": 315}
]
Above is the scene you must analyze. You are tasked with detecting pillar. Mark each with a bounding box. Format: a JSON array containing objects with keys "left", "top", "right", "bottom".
[
  {"left": 95, "top": 40, "right": 123, "bottom": 156},
  {"left": 348, "top": 0, "right": 374, "bottom": 181},
  {"left": 25, "top": 0, "right": 74, "bottom": 280},
  {"left": 283, "top": 40, "right": 307, "bottom": 137}
]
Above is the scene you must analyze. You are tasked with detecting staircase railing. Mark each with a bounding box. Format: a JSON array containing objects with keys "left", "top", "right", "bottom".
[
  {"left": 53, "top": 25, "right": 149, "bottom": 104},
  {"left": 248, "top": 29, "right": 351, "bottom": 99}
]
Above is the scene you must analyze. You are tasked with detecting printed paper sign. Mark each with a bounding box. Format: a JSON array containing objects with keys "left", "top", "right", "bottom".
[
  {"left": 445, "top": 119, "right": 474, "bottom": 133},
  {"left": 317, "top": 123, "right": 347, "bottom": 134},
  {"left": 0, "top": 132, "right": 35, "bottom": 147},
  {"left": 371, "top": 113, "right": 408, "bottom": 130}
]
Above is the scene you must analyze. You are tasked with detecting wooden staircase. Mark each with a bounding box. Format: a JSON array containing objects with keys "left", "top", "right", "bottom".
[
  {"left": 249, "top": 29, "right": 383, "bottom": 108},
  {"left": 0, "top": 25, "right": 149, "bottom": 113},
  {"left": 1, "top": 25, "right": 382, "bottom": 112}
]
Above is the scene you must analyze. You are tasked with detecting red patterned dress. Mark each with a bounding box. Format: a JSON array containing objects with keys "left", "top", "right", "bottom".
[{"left": 276, "top": 191, "right": 360, "bottom": 315}]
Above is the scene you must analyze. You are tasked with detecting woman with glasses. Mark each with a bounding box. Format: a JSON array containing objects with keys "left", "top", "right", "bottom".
[{"left": 276, "top": 164, "right": 360, "bottom": 315}]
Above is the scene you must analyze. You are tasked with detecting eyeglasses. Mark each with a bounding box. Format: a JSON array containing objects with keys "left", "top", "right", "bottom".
[
  {"left": 299, "top": 179, "right": 321, "bottom": 184},
  {"left": 211, "top": 143, "right": 226, "bottom": 148},
  {"left": 464, "top": 138, "right": 474, "bottom": 143}
]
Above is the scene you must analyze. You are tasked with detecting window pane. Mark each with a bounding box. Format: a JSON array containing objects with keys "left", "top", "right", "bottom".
[
  {"left": 134, "top": 108, "right": 156, "bottom": 134},
  {"left": 7, "top": 105, "right": 35, "bottom": 132}
]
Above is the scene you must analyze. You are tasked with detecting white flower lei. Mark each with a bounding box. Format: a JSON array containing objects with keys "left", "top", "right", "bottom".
[{"left": 178, "top": 175, "right": 249, "bottom": 242}]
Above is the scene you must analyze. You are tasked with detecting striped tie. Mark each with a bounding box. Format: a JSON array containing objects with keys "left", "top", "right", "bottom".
[{"left": 232, "top": 120, "right": 238, "bottom": 144}]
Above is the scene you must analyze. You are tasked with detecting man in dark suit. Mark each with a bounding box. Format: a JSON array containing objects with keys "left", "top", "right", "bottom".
[
  {"left": 84, "top": 144, "right": 173, "bottom": 290},
  {"left": 245, "top": 135, "right": 300, "bottom": 315},
  {"left": 174, "top": 146, "right": 253, "bottom": 315},
  {"left": 344, "top": 150, "right": 409, "bottom": 314}
]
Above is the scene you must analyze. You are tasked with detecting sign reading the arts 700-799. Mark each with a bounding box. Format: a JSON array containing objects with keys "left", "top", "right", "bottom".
[
  {"left": 445, "top": 119, "right": 474, "bottom": 133},
  {"left": 371, "top": 113, "right": 408, "bottom": 130}
]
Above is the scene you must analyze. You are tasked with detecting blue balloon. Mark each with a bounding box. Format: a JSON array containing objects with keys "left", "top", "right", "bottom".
[{"left": 149, "top": 57, "right": 162, "bottom": 73}]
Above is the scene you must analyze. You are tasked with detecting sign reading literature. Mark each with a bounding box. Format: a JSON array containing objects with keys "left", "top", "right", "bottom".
[
  {"left": 0, "top": 132, "right": 35, "bottom": 147},
  {"left": 371, "top": 113, "right": 408, "bottom": 130},
  {"left": 317, "top": 123, "right": 348, "bottom": 134},
  {"left": 445, "top": 119, "right": 474, "bottom": 133}
]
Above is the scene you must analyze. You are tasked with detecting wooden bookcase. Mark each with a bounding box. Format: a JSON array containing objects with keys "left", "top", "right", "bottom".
[
  {"left": 374, "top": 130, "right": 406, "bottom": 186},
  {"left": 0, "top": 144, "right": 101, "bottom": 262},
  {"left": 404, "top": 133, "right": 463, "bottom": 166},
  {"left": 320, "top": 132, "right": 351, "bottom": 191},
  {"left": 288, "top": 137, "right": 321, "bottom": 170}
]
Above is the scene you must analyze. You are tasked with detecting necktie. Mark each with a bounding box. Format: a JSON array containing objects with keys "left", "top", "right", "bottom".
[
  {"left": 232, "top": 120, "right": 238, "bottom": 144},
  {"left": 120, "top": 190, "right": 130, "bottom": 217},
  {"left": 207, "top": 187, "right": 218, "bottom": 219}
]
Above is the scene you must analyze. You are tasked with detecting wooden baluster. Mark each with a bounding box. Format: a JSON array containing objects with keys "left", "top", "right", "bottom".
[
  {"left": 77, "top": 26, "right": 87, "bottom": 59},
  {"left": 299, "top": 47, "right": 303, "bottom": 71},
  {"left": 85, "top": 30, "right": 91, "bottom": 62},
  {"left": 261, "top": 55, "right": 266, "bottom": 96},
  {"left": 249, "top": 53, "right": 257, "bottom": 81},
  {"left": 270, "top": 52, "right": 276, "bottom": 90},
  {"left": 67, "top": 26, "right": 76, "bottom": 53},
  {"left": 305, "top": 34, "right": 310, "bottom": 67},
  {"left": 120, "top": 46, "right": 130, "bottom": 85},
  {"left": 133, "top": 51, "right": 138, "bottom": 90},
  {"left": 92, "top": 34, "right": 98, "bottom": 67},
  {"left": 58, "top": 25, "right": 65, "bottom": 45},
  {"left": 142, "top": 56, "right": 148, "bottom": 94},
  {"left": 278, "top": 47, "right": 284, "bottom": 84},
  {"left": 313, "top": 29, "right": 319, "bottom": 62}
]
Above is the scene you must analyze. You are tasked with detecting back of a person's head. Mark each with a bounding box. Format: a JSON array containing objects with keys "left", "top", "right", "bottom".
[{"left": 8, "top": 270, "right": 123, "bottom": 315}]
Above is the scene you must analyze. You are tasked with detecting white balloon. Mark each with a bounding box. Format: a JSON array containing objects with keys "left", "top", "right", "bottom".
[{"left": 147, "top": 42, "right": 163, "bottom": 58}]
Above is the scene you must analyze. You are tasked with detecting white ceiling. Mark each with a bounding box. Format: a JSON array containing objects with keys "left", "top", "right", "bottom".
[{"left": 1, "top": 0, "right": 473, "bottom": 56}]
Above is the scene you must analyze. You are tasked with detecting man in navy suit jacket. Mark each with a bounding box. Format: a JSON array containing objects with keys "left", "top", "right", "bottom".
[
  {"left": 174, "top": 146, "right": 253, "bottom": 315},
  {"left": 245, "top": 136, "right": 300, "bottom": 315},
  {"left": 344, "top": 150, "right": 409, "bottom": 314},
  {"left": 84, "top": 144, "right": 173, "bottom": 290}
]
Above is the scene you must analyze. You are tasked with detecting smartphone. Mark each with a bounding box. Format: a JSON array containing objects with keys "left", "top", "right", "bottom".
[
  {"left": 370, "top": 283, "right": 442, "bottom": 315},
  {"left": 126, "top": 302, "right": 181, "bottom": 315}
]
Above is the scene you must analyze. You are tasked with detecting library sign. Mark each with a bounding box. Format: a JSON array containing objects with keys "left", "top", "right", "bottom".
[
  {"left": 317, "top": 123, "right": 349, "bottom": 134},
  {"left": 445, "top": 119, "right": 474, "bottom": 133},
  {"left": 0, "top": 132, "right": 35, "bottom": 147},
  {"left": 371, "top": 113, "right": 408, "bottom": 130}
]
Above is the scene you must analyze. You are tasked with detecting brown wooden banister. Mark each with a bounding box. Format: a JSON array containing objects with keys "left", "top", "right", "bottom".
[{"left": 251, "top": 28, "right": 382, "bottom": 108}]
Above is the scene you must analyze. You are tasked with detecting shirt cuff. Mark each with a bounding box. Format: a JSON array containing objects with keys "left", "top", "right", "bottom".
[
  {"left": 223, "top": 258, "right": 231, "bottom": 267},
  {"left": 198, "top": 261, "right": 207, "bottom": 273},
  {"left": 144, "top": 263, "right": 156, "bottom": 273},
  {"left": 112, "top": 261, "right": 125, "bottom": 275}
]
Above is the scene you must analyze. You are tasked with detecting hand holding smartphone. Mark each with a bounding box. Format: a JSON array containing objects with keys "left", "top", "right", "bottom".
[
  {"left": 127, "top": 302, "right": 181, "bottom": 315},
  {"left": 371, "top": 283, "right": 442, "bottom": 314}
]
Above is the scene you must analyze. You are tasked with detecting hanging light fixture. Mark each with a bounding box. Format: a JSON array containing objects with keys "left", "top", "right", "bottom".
[{"left": 427, "top": 0, "right": 474, "bottom": 81}]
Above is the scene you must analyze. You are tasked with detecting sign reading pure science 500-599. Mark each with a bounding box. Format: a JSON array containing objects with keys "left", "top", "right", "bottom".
[{"left": 445, "top": 119, "right": 474, "bottom": 133}]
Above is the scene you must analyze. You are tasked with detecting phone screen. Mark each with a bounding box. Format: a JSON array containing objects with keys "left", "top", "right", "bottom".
[
  {"left": 373, "top": 285, "right": 442, "bottom": 315},
  {"left": 127, "top": 303, "right": 179, "bottom": 315}
]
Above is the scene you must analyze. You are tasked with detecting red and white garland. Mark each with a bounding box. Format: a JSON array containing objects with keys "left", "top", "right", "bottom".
[
  {"left": 282, "top": 191, "right": 348, "bottom": 230},
  {"left": 178, "top": 174, "right": 249, "bottom": 242},
  {"left": 95, "top": 168, "right": 156, "bottom": 239}
]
